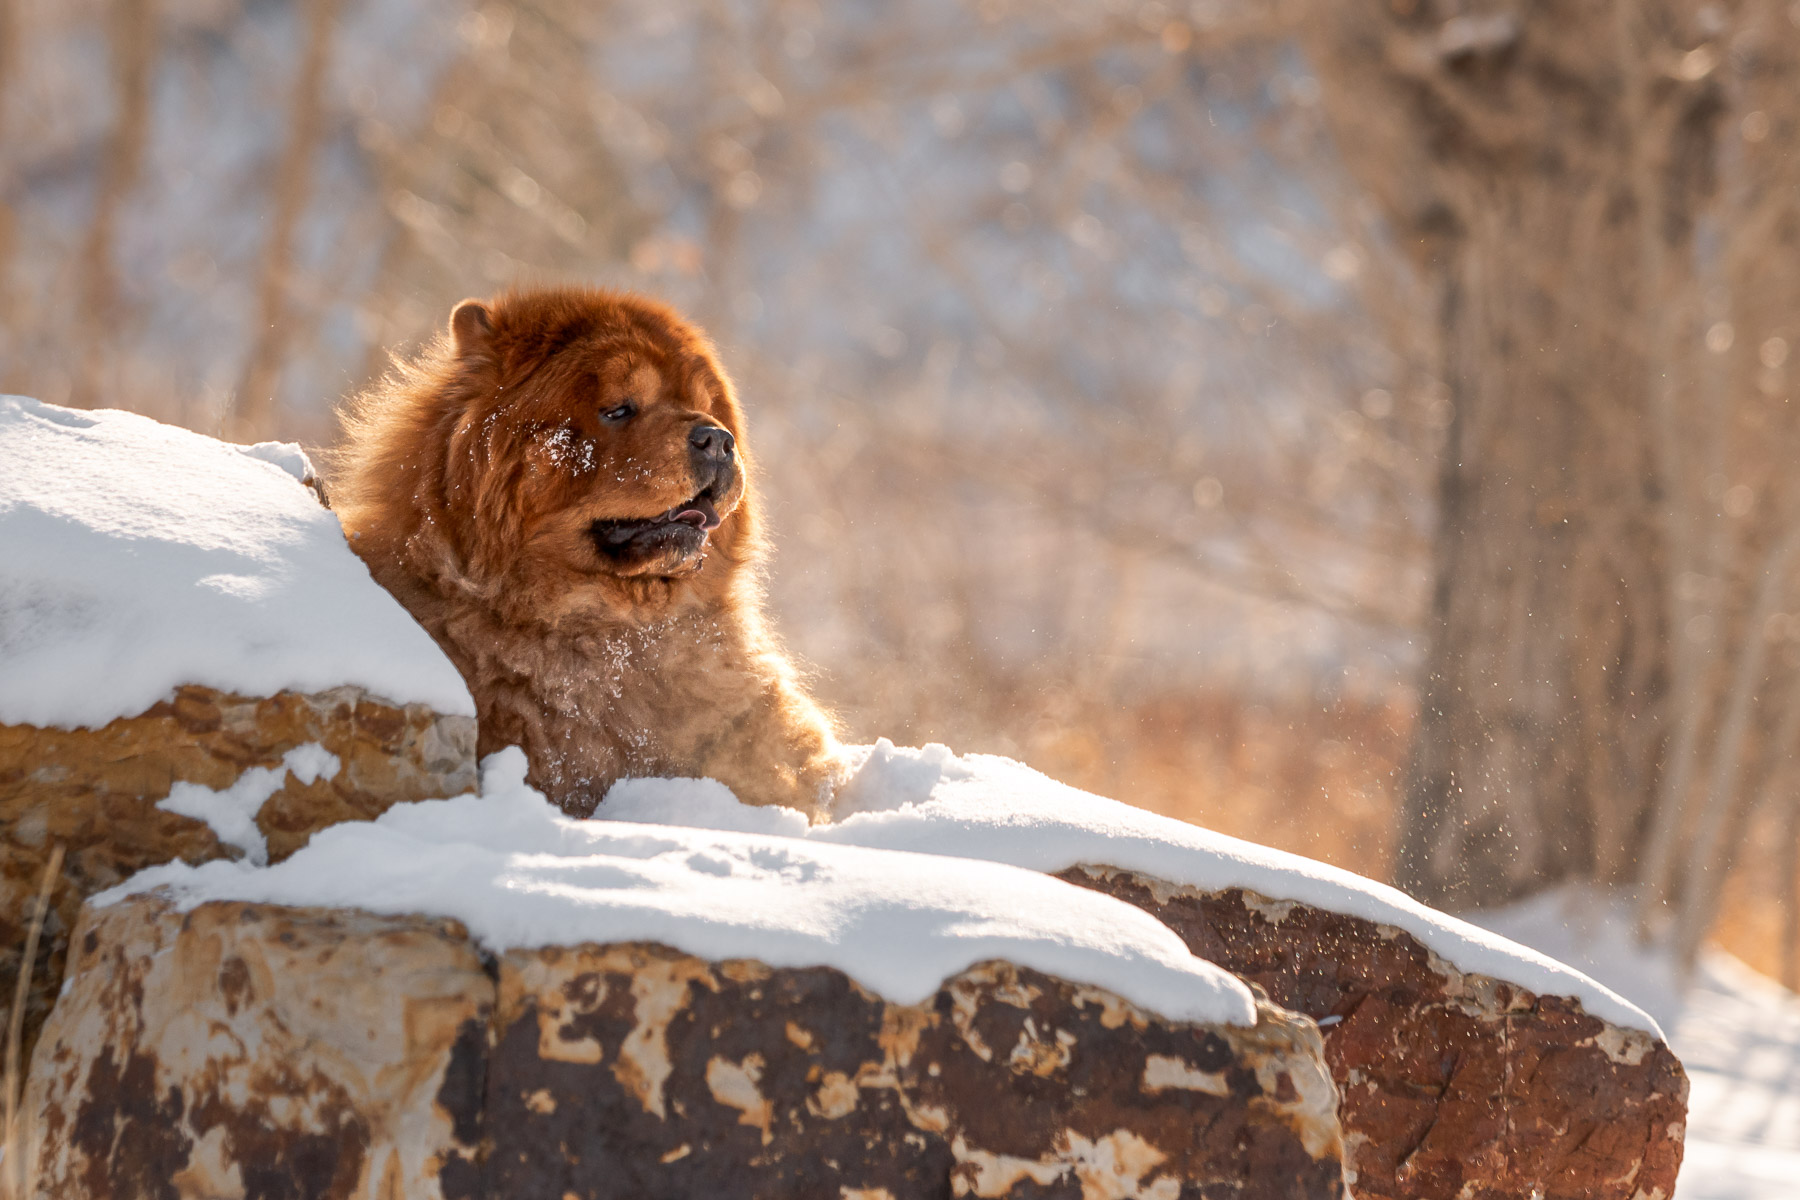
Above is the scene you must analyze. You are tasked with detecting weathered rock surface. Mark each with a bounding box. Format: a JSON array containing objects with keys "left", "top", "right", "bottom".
[
  {"left": 24, "top": 896, "right": 489, "bottom": 1200},
  {"left": 26, "top": 894, "right": 1350, "bottom": 1200},
  {"left": 481, "top": 943, "right": 1345, "bottom": 1200},
  {"left": 1059, "top": 865, "right": 1687, "bottom": 1200},
  {"left": 1, "top": 684, "right": 476, "bottom": 1071}
]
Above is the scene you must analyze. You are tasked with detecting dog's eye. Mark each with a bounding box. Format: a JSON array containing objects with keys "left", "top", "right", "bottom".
[{"left": 600, "top": 402, "right": 637, "bottom": 424}]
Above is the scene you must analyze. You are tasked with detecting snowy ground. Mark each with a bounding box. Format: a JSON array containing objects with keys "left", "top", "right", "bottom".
[
  {"left": 1469, "top": 893, "right": 1800, "bottom": 1199},
  {"left": 1675, "top": 955, "right": 1800, "bottom": 1199}
]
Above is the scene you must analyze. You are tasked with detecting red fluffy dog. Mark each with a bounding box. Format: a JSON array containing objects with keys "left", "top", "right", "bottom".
[{"left": 331, "top": 288, "right": 842, "bottom": 815}]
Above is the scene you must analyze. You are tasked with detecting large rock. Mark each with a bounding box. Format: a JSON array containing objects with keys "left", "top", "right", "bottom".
[
  {"left": 605, "top": 742, "right": 1687, "bottom": 1200},
  {"left": 1, "top": 397, "right": 479, "bottom": 1075},
  {"left": 481, "top": 944, "right": 1344, "bottom": 1199},
  {"left": 1059, "top": 866, "right": 1687, "bottom": 1200},
  {"left": 0, "top": 684, "right": 475, "bottom": 1073},
  {"left": 25, "top": 894, "right": 1350, "bottom": 1200},
  {"left": 23, "top": 896, "right": 488, "bottom": 1200}
]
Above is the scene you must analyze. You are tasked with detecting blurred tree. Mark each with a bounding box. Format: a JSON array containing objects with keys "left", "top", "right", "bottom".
[
  {"left": 232, "top": 0, "right": 344, "bottom": 439},
  {"left": 71, "top": 0, "right": 157, "bottom": 411},
  {"left": 1307, "top": 0, "right": 1800, "bottom": 961}
]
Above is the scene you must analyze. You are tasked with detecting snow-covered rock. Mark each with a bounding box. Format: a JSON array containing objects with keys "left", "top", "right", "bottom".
[
  {"left": 607, "top": 738, "right": 1656, "bottom": 1034},
  {"left": 1, "top": 683, "right": 477, "bottom": 1088},
  {"left": 29, "top": 755, "right": 1352, "bottom": 1199},
  {"left": 600, "top": 740, "right": 1690, "bottom": 1200},
  {"left": 0, "top": 395, "right": 471, "bottom": 728},
  {"left": 3, "top": 394, "right": 1682, "bottom": 1198},
  {"left": 24, "top": 898, "right": 492, "bottom": 1200},
  {"left": 0, "top": 397, "right": 477, "bottom": 1078},
  {"left": 98, "top": 749, "right": 1255, "bottom": 1029}
]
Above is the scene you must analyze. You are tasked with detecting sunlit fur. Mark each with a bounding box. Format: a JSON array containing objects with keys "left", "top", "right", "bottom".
[{"left": 329, "top": 287, "right": 843, "bottom": 816}]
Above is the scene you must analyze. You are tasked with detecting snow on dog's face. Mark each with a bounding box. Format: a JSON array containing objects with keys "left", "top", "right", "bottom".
[
  {"left": 332, "top": 288, "right": 765, "bottom": 628},
  {"left": 434, "top": 290, "right": 754, "bottom": 600}
]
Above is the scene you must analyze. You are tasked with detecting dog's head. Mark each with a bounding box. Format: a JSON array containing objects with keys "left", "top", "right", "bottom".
[{"left": 355, "top": 288, "right": 759, "bottom": 616}]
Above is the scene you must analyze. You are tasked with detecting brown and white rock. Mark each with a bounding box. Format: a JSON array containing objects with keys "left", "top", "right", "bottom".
[
  {"left": 1058, "top": 866, "right": 1687, "bottom": 1200},
  {"left": 0, "top": 684, "right": 475, "bottom": 1071},
  {"left": 479, "top": 943, "right": 1347, "bottom": 1199},
  {"left": 22, "top": 896, "right": 489, "bottom": 1200},
  {"left": 25, "top": 894, "right": 1350, "bottom": 1200}
]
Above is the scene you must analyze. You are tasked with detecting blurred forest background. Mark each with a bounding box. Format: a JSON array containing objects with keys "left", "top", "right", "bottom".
[{"left": 5, "top": 0, "right": 1800, "bottom": 983}]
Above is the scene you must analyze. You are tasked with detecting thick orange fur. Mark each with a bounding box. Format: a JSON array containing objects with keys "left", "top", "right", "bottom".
[{"left": 329, "top": 287, "right": 843, "bottom": 816}]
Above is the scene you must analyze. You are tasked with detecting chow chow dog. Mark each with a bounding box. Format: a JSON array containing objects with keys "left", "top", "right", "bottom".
[{"left": 330, "top": 287, "right": 843, "bottom": 816}]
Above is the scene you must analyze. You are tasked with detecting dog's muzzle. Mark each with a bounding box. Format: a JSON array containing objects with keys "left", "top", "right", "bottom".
[{"left": 689, "top": 423, "right": 735, "bottom": 496}]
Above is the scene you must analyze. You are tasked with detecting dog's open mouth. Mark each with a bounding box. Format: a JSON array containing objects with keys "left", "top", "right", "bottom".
[{"left": 590, "top": 488, "right": 722, "bottom": 558}]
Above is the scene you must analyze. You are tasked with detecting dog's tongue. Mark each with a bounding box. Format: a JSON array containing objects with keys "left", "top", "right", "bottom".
[{"left": 673, "top": 496, "right": 721, "bottom": 530}]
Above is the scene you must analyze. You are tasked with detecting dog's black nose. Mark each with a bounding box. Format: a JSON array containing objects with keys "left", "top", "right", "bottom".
[{"left": 689, "top": 424, "right": 735, "bottom": 460}]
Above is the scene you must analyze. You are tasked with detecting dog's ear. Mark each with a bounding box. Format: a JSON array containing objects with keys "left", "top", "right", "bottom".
[{"left": 449, "top": 299, "right": 495, "bottom": 357}]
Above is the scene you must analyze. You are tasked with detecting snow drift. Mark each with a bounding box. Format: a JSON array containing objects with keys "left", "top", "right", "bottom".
[
  {"left": 602, "top": 738, "right": 1660, "bottom": 1035},
  {"left": 102, "top": 746, "right": 1258, "bottom": 1027},
  {"left": 0, "top": 395, "right": 471, "bottom": 728}
]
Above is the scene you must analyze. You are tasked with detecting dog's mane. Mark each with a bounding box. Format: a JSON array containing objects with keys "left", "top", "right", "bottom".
[{"left": 325, "top": 287, "right": 838, "bottom": 816}]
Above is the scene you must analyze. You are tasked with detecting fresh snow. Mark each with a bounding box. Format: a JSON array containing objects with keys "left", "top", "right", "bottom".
[
  {"left": 156, "top": 743, "right": 341, "bottom": 865},
  {"left": 600, "top": 738, "right": 1660, "bottom": 1036},
  {"left": 280, "top": 742, "right": 343, "bottom": 786},
  {"left": 0, "top": 396, "right": 472, "bottom": 727},
  {"left": 234, "top": 440, "right": 320, "bottom": 486},
  {"left": 100, "top": 748, "right": 1259, "bottom": 1027}
]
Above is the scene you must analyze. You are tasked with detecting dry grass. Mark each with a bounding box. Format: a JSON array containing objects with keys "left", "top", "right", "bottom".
[
  {"left": 1714, "top": 803, "right": 1800, "bottom": 987},
  {"left": 1068, "top": 691, "right": 1793, "bottom": 988},
  {"left": 2, "top": 843, "right": 60, "bottom": 1200},
  {"left": 830, "top": 671, "right": 1412, "bottom": 881},
  {"left": 1011, "top": 691, "right": 1410, "bottom": 878},
  {"left": 836, "top": 672, "right": 1794, "bottom": 987}
]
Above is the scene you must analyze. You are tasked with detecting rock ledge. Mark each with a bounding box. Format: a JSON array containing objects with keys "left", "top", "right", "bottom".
[
  {"left": 25, "top": 894, "right": 1351, "bottom": 1200},
  {"left": 1059, "top": 865, "right": 1686, "bottom": 1200}
]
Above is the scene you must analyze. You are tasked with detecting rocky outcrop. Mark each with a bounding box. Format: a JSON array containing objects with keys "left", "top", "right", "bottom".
[
  {"left": 1, "top": 684, "right": 475, "bottom": 1072},
  {"left": 483, "top": 943, "right": 1344, "bottom": 1200},
  {"left": 1059, "top": 865, "right": 1687, "bottom": 1200},
  {"left": 22, "top": 897, "right": 488, "bottom": 1200},
  {"left": 25, "top": 894, "right": 1351, "bottom": 1200}
]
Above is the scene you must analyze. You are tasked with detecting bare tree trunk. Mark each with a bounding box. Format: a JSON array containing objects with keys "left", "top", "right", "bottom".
[
  {"left": 69, "top": 0, "right": 157, "bottom": 411},
  {"left": 1637, "top": 1, "right": 1800, "bottom": 955},
  {"left": 0, "top": 0, "right": 19, "bottom": 348},
  {"left": 1628, "top": 0, "right": 1723, "bottom": 939},
  {"left": 1398, "top": 211, "right": 1670, "bottom": 909},
  {"left": 230, "top": 0, "right": 343, "bottom": 440},
  {"left": 1305, "top": 1, "right": 1723, "bottom": 908}
]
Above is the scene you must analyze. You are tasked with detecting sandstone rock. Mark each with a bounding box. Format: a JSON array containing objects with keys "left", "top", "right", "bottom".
[
  {"left": 26, "top": 894, "right": 1350, "bottom": 1200},
  {"left": 1, "top": 684, "right": 475, "bottom": 1072},
  {"left": 1059, "top": 865, "right": 1687, "bottom": 1200}
]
